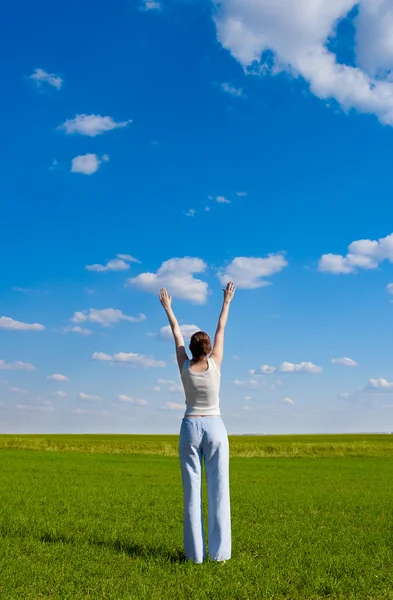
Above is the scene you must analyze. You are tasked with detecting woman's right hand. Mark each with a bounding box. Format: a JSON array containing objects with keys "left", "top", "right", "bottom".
[
  {"left": 158, "top": 287, "right": 172, "bottom": 310},
  {"left": 223, "top": 281, "right": 236, "bottom": 303}
]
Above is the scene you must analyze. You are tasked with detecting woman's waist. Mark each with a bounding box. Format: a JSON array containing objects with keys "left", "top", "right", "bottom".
[
  {"left": 184, "top": 403, "right": 220, "bottom": 417},
  {"left": 183, "top": 415, "right": 221, "bottom": 418},
  {"left": 184, "top": 392, "right": 220, "bottom": 404}
]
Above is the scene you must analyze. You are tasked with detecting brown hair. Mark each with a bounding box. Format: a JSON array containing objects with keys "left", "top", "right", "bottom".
[{"left": 189, "top": 331, "right": 212, "bottom": 360}]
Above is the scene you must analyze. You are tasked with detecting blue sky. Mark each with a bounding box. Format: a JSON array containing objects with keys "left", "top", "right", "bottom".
[{"left": 1, "top": 0, "right": 393, "bottom": 434}]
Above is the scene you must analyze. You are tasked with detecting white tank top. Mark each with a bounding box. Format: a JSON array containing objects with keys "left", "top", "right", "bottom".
[{"left": 181, "top": 357, "right": 221, "bottom": 416}]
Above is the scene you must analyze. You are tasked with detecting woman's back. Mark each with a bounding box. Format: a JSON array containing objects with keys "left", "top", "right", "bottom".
[{"left": 181, "top": 357, "right": 221, "bottom": 416}]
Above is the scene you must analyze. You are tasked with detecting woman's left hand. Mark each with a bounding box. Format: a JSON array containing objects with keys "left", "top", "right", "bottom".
[{"left": 158, "top": 287, "right": 172, "bottom": 310}]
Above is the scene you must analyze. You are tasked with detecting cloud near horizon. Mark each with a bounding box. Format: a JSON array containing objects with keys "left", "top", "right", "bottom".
[
  {"left": 0, "top": 360, "right": 35, "bottom": 371},
  {"left": 78, "top": 392, "right": 102, "bottom": 402},
  {"left": 118, "top": 394, "right": 148, "bottom": 405},
  {"left": 47, "top": 374, "right": 69, "bottom": 382},
  {"left": 368, "top": 378, "right": 393, "bottom": 391}
]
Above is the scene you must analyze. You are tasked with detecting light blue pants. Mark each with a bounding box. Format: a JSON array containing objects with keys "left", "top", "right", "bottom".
[{"left": 178, "top": 416, "right": 231, "bottom": 563}]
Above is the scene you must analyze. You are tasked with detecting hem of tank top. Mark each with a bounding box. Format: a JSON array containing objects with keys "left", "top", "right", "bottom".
[{"left": 183, "top": 414, "right": 221, "bottom": 417}]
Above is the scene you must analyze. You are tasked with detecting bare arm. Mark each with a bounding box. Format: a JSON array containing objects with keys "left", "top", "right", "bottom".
[
  {"left": 158, "top": 288, "right": 188, "bottom": 373},
  {"left": 210, "top": 281, "right": 236, "bottom": 370}
]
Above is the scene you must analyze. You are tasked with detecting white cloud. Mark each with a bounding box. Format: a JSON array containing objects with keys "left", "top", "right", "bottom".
[
  {"left": 279, "top": 362, "right": 323, "bottom": 374},
  {"left": 158, "top": 324, "right": 200, "bottom": 340},
  {"left": 118, "top": 394, "right": 148, "bottom": 406},
  {"left": 387, "top": 283, "right": 393, "bottom": 294},
  {"left": 29, "top": 68, "right": 63, "bottom": 90},
  {"left": 220, "top": 82, "right": 244, "bottom": 97},
  {"left": 47, "top": 374, "right": 69, "bottom": 382},
  {"left": 318, "top": 254, "right": 354, "bottom": 274},
  {"left": 92, "top": 352, "right": 165, "bottom": 368},
  {"left": 117, "top": 254, "right": 138, "bottom": 261},
  {"left": 85, "top": 254, "right": 139, "bottom": 272},
  {"left": 34, "top": 399, "right": 52, "bottom": 407},
  {"left": 341, "top": 378, "right": 393, "bottom": 398},
  {"left": 127, "top": 257, "right": 208, "bottom": 304},
  {"left": 258, "top": 364, "right": 276, "bottom": 375},
  {"left": 59, "top": 114, "right": 132, "bottom": 136},
  {"left": 0, "top": 316, "right": 45, "bottom": 331},
  {"left": 17, "top": 404, "right": 54, "bottom": 413},
  {"left": 170, "top": 386, "right": 184, "bottom": 394},
  {"left": 355, "top": 0, "right": 393, "bottom": 79},
  {"left": 71, "top": 153, "right": 109, "bottom": 175},
  {"left": 0, "top": 360, "right": 35, "bottom": 371},
  {"left": 244, "top": 395, "right": 252, "bottom": 401},
  {"left": 52, "top": 391, "right": 67, "bottom": 398},
  {"left": 72, "top": 408, "right": 108, "bottom": 415},
  {"left": 156, "top": 379, "right": 183, "bottom": 393},
  {"left": 62, "top": 326, "right": 93, "bottom": 336},
  {"left": 218, "top": 254, "right": 288, "bottom": 289},
  {"left": 319, "top": 232, "right": 393, "bottom": 274},
  {"left": 9, "top": 387, "right": 27, "bottom": 394},
  {"left": 284, "top": 397, "right": 295, "bottom": 405},
  {"left": 213, "top": 0, "right": 393, "bottom": 127},
  {"left": 237, "top": 191, "right": 247, "bottom": 197},
  {"left": 243, "top": 405, "right": 251, "bottom": 410},
  {"left": 141, "top": 0, "right": 161, "bottom": 10},
  {"left": 368, "top": 378, "right": 393, "bottom": 390},
  {"left": 185, "top": 209, "right": 196, "bottom": 217},
  {"left": 78, "top": 392, "right": 102, "bottom": 402},
  {"left": 71, "top": 308, "right": 146, "bottom": 328},
  {"left": 234, "top": 379, "right": 264, "bottom": 388},
  {"left": 216, "top": 195, "right": 231, "bottom": 204},
  {"left": 165, "top": 401, "right": 185, "bottom": 410},
  {"left": 332, "top": 357, "right": 358, "bottom": 367}
]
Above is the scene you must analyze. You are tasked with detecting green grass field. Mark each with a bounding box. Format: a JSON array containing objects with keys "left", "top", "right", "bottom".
[{"left": 1, "top": 434, "right": 393, "bottom": 599}]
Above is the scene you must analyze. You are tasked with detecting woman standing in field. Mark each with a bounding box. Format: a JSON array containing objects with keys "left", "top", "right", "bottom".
[{"left": 159, "top": 282, "right": 235, "bottom": 564}]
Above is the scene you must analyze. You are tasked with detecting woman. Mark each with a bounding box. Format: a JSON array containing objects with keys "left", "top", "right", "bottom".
[{"left": 159, "top": 281, "right": 236, "bottom": 564}]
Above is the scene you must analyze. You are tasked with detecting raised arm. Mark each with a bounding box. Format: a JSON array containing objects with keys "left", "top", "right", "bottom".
[
  {"left": 158, "top": 288, "right": 188, "bottom": 373},
  {"left": 210, "top": 281, "right": 236, "bottom": 370}
]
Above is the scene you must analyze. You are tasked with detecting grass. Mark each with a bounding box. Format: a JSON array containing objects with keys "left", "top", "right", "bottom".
[
  {"left": 1, "top": 432, "right": 393, "bottom": 458},
  {"left": 1, "top": 435, "right": 393, "bottom": 599}
]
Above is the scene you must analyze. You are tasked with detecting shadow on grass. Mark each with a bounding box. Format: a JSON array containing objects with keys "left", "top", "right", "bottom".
[{"left": 39, "top": 532, "right": 187, "bottom": 563}]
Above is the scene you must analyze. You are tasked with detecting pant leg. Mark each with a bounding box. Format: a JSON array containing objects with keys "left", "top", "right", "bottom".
[
  {"left": 203, "top": 417, "right": 231, "bottom": 561},
  {"left": 179, "top": 418, "right": 206, "bottom": 563}
]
